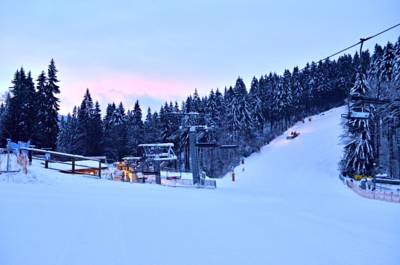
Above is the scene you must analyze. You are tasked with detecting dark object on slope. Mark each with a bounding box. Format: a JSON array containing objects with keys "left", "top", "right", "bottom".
[{"left": 287, "top": 131, "right": 300, "bottom": 140}]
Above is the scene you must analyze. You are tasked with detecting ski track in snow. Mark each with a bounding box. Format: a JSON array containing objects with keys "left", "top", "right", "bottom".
[{"left": 0, "top": 106, "right": 399, "bottom": 265}]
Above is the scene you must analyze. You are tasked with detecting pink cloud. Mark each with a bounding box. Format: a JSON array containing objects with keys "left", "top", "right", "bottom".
[{"left": 59, "top": 72, "right": 198, "bottom": 113}]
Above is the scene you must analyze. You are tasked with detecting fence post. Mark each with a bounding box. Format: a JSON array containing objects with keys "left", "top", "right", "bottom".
[
  {"left": 98, "top": 161, "right": 101, "bottom": 178},
  {"left": 6, "top": 150, "right": 10, "bottom": 172},
  {"left": 72, "top": 158, "right": 75, "bottom": 174}
]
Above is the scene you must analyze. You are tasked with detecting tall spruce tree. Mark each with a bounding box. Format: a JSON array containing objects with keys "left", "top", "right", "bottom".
[
  {"left": 57, "top": 107, "right": 79, "bottom": 153},
  {"left": 76, "top": 89, "right": 94, "bottom": 155},
  {"left": 249, "top": 77, "right": 264, "bottom": 132},
  {"left": 2, "top": 68, "right": 37, "bottom": 143},
  {"left": 143, "top": 107, "right": 159, "bottom": 144},
  {"left": 35, "top": 71, "right": 47, "bottom": 146},
  {"left": 103, "top": 103, "right": 117, "bottom": 159},
  {"left": 342, "top": 73, "right": 374, "bottom": 177},
  {"left": 102, "top": 102, "right": 127, "bottom": 160},
  {"left": 380, "top": 42, "right": 395, "bottom": 84},
  {"left": 127, "top": 100, "right": 144, "bottom": 155},
  {"left": 23, "top": 71, "right": 37, "bottom": 141},
  {"left": 393, "top": 37, "right": 400, "bottom": 81},
  {"left": 35, "top": 59, "right": 60, "bottom": 149},
  {"left": 89, "top": 101, "right": 104, "bottom": 155}
]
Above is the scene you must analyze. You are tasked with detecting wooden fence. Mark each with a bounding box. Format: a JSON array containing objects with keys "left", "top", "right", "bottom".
[{"left": 21, "top": 147, "right": 104, "bottom": 177}]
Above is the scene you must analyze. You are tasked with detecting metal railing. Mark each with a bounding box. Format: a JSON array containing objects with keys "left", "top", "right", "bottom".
[{"left": 161, "top": 178, "right": 216, "bottom": 189}]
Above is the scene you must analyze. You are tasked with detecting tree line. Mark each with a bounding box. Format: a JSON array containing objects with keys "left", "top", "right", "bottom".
[
  {"left": 1, "top": 41, "right": 385, "bottom": 177},
  {"left": 53, "top": 49, "right": 365, "bottom": 177}
]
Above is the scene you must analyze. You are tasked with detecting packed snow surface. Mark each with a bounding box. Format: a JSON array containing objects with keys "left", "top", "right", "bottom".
[{"left": 0, "top": 106, "right": 399, "bottom": 265}]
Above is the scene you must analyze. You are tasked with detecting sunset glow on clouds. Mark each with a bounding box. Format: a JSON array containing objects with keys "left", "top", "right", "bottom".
[{"left": 59, "top": 70, "right": 203, "bottom": 114}]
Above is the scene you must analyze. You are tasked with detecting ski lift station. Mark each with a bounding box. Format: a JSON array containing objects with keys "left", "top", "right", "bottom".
[
  {"left": 1, "top": 109, "right": 240, "bottom": 189},
  {"left": 1, "top": 139, "right": 217, "bottom": 189},
  {"left": 120, "top": 143, "right": 217, "bottom": 188}
]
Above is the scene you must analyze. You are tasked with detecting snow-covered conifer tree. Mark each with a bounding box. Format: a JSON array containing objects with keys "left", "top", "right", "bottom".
[
  {"left": 126, "top": 100, "right": 144, "bottom": 155},
  {"left": 342, "top": 73, "right": 374, "bottom": 177}
]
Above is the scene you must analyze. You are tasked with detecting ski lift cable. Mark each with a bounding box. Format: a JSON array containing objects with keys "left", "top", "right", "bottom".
[{"left": 305, "top": 22, "right": 400, "bottom": 69}]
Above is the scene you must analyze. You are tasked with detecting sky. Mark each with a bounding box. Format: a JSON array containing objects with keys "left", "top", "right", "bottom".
[{"left": 0, "top": 0, "right": 399, "bottom": 114}]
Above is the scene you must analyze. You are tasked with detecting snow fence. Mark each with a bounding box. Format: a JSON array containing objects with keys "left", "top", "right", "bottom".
[{"left": 343, "top": 177, "right": 400, "bottom": 203}]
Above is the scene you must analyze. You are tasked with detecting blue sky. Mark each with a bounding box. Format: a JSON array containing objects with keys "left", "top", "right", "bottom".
[{"left": 0, "top": 0, "right": 399, "bottom": 114}]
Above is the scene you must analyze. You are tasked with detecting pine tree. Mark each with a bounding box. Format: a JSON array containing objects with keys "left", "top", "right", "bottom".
[
  {"left": 342, "top": 73, "right": 374, "bottom": 177},
  {"left": 249, "top": 77, "right": 264, "bottom": 131},
  {"left": 159, "top": 101, "right": 181, "bottom": 143},
  {"left": 272, "top": 75, "right": 285, "bottom": 130},
  {"left": 115, "top": 102, "right": 127, "bottom": 159},
  {"left": 76, "top": 89, "right": 94, "bottom": 155},
  {"left": 192, "top": 89, "right": 202, "bottom": 113},
  {"left": 57, "top": 115, "right": 70, "bottom": 153},
  {"left": 35, "top": 59, "right": 60, "bottom": 149},
  {"left": 102, "top": 102, "right": 128, "bottom": 160},
  {"left": 143, "top": 107, "right": 159, "bottom": 144},
  {"left": 259, "top": 74, "right": 275, "bottom": 129},
  {"left": 337, "top": 54, "right": 355, "bottom": 96},
  {"left": 291, "top": 67, "right": 304, "bottom": 119},
  {"left": 205, "top": 89, "right": 217, "bottom": 127},
  {"left": 57, "top": 107, "right": 80, "bottom": 153},
  {"left": 227, "top": 78, "right": 253, "bottom": 146},
  {"left": 367, "top": 45, "right": 384, "bottom": 98},
  {"left": 42, "top": 59, "right": 61, "bottom": 149},
  {"left": 103, "top": 103, "right": 117, "bottom": 160},
  {"left": 35, "top": 71, "right": 48, "bottom": 146},
  {"left": 127, "top": 100, "right": 144, "bottom": 155},
  {"left": 2, "top": 68, "right": 37, "bottom": 143},
  {"left": 380, "top": 42, "right": 395, "bottom": 84},
  {"left": 281, "top": 69, "right": 293, "bottom": 125},
  {"left": 89, "top": 101, "right": 103, "bottom": 155},
  {"left": 22, "top": 71, "right": 37, "bottom": 141},
  {"left": 393, "top": 37, "right": 400, "bottom": 81},
  {"left": 0, "top": 100, "right": 7, "bottom": 140}
]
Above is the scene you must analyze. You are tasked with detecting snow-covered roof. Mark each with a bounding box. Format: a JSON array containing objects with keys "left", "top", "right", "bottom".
[
  {"left": 122, "top": 156, "right": 142, "bottom": 161},
  {"left": 138, "top": 143, "right": 174, "bottom": 147},
  {"left": 349, "top": 111, "right": 370, "bottom": 119},
  {"left": 153, "top": 155, "right": 177, "bottom": 161}
]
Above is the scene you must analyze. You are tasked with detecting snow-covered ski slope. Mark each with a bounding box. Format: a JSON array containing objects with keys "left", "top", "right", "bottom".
[{"left": 0, "top": 106, "right": 399, "bottom": 265}]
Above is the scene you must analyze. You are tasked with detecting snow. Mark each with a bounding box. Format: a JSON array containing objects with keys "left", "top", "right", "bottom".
[
  {"left": 0, "top": 106, "right": 399, "bottom": 265},
  {"left": 138, "top": 143, "right": 174, "bottom": 147},
  {"left": 160, "top": 170, "right": 192, "bottom": 179},
  {"left": 350, "top": 111, "right": 370, "bottom": 119},
  {"left": 22, "top": 147, "right": 102, "bottom": 161}
]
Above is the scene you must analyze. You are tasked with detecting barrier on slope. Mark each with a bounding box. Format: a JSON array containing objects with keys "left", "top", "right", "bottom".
[
  {"left": 343, "top": 178, "right": 400, "bottom": 203},
  {"left": 161, "top": 178, "right": 216, "bottom": 189}
]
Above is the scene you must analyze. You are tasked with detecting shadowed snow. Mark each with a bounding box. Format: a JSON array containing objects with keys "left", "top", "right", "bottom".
[{"left": 0, "top": 106, "right": 399, "bottom": 265}]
